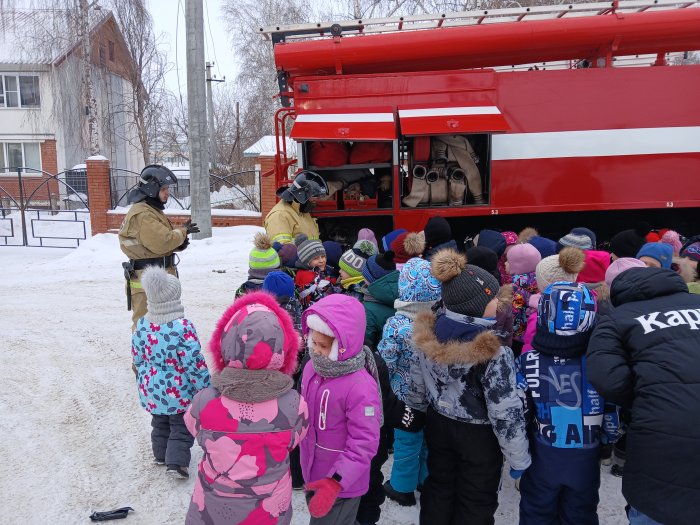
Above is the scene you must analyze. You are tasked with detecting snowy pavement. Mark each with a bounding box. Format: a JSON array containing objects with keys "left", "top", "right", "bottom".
[{"left": 0, "top": 226, "right": 628, "bottom": 524}]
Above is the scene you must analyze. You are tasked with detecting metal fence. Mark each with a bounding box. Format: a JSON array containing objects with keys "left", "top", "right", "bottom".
[
  {"left": 110, "top": 168, "right": 260, "bottom": 212},
  {"left": 0, "top": 167, "right": 90, "bottom": 247}
]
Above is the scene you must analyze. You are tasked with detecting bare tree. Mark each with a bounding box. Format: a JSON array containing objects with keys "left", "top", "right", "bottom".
[
  {"left": 222, "top": 0, "right": 311, "bottom": 139},
  {"left": 109, "top": 0, "right": 169, "bottom": 165}
]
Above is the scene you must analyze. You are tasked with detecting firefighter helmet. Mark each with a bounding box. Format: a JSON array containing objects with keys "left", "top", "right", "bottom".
[
  {"left": 128, "top": 165, "right": 178, "bottom": 203},
  {"left": 276, "top": 171, "right": 328, "bottom": 204}
]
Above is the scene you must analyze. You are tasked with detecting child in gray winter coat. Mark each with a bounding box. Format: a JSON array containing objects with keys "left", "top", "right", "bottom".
[{"left": 408, "top": 249, "right": 531, "bottom": 525}]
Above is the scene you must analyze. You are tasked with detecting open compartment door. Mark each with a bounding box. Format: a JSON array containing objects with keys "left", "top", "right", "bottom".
[
  {"left": 291, "top": 109, "right": 396, "bottom": 140},
  {"left": 398, "top": 105, "right": 509, "bottom": 135}
]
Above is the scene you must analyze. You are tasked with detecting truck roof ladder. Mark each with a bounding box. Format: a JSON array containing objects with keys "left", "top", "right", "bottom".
[{"left": 260, "top": 0, "right": 700, "bottom": 43}]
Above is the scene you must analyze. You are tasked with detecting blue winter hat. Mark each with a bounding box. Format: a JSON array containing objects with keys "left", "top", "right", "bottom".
[
  {"left": 262, "top": 271, "right": 295, "bottom": 301},
  {"left": 362, "top": 250, "right": 396, "bottom": 284},
  {"left": 382, "top": 228, "right": 407, "bottom": 251},
  {"left": 636, "top": 242, "right": 673, "bottom": 269},
  {"left": 528, "top": 235, "right": 558, "bottom": 259},
  {"left": 537, "top": 282, "right": 597, "bottom": 336},
  {"left": 398, "top": 257, "right": 441, "bottom": 302},
  {"left": 322, "top": 240, "right": 343, "bottom": 268},
  {"left": 477, "top": 229, "right": 507, "bottom": 258}
]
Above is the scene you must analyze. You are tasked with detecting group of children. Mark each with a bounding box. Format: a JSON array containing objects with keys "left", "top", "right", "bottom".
[{"left": 128, "top": 217, "right": 700, "bottom": 525}]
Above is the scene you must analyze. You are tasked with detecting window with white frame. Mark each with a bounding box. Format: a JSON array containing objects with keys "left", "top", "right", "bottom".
[
  {"left": 0, "top": 142, "right": 42, "bottom": 174},
  {"left": 0, "top": 74, "right": 41, "bottom": 108}
]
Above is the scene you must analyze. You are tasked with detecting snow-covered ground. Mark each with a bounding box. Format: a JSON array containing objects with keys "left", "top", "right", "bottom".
[{"left": 0, "top": 226, "right": 628, "bottom": 524}]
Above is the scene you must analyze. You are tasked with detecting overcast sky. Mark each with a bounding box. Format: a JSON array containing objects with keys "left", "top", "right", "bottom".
[{"left": 148, "top": 0, "right": 239, "bottom": 96}]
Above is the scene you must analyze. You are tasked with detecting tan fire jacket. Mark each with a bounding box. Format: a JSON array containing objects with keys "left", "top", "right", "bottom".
[
  {"left": 264, "top": 200, "right": 320, "bottom": 245},
  {"left": 118, "top": 202, "right": 187, "bottom": 260}
]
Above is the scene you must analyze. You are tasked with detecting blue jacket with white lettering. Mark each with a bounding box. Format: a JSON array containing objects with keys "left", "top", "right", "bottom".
[
  {"left": 516, "top": 349, "right": 621, "bottom": 450},
  {"left": 586, "top": 267, "right": 700, "bottom": 525}
]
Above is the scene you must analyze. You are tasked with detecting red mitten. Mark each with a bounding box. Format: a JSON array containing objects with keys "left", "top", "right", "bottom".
[{"left": 305, "top": 477, "right": 342, "bottom": 518}]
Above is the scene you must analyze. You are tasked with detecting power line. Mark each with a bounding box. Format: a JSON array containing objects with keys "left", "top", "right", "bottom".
[
  {"left": 175, "top": 0, "right": 183, "bottom": 105},
  {"left": 204, "top": 0, "right": 221, "bottom": 79}
]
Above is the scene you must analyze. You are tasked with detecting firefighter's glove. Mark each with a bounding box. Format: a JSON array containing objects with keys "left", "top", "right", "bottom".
[
  {"left": 184, "top": 220, "right": 200, "bottom": 235},
  {"left": 89, "top": 507, "right": 134, "bottom": 521},
  {"left": 305, "top": 478, "right": 342, "bottom": 518},
  {"left": 398, "top": 404, "right": 426, "bottom": 433},
  {"left": 175, "top": 238, "right": 190, "bottom": 252}
]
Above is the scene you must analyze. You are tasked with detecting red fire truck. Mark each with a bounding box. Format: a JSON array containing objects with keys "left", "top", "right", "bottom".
[{"left": 261, "top": 0, "right": 700, "bottom": 241}]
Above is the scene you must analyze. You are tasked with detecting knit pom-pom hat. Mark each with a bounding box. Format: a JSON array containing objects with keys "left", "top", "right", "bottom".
[
  {"left": 208, "top": 291, "right": 299, "bottom": 375},
  {"left": 357, "top": 228, "right": 378, "bottom": 250},
  {"left": 535, "top": 247, "right": 586, "bottom": 292},
  {"left": 660, "top": 230, "right": 682, "bottom": 255},
  {"left": 431, "top": 249, "right": 500, "bottom": 317},
  {"left": 391, "top": 232, "right": 425, "bottom": 264},
  {"left": 141, "top": 266, "right": 184, "bottom": 325},
  {"left": 249, "top": 232, "right": 281, "bottom": 279},
  {"left": 339, "top": 239, "right": 376, "bottom": 278}
]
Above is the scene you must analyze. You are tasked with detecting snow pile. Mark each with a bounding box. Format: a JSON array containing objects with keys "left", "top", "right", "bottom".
[{"left": 0, "top": 227, "right": 627, "bottom": 524}]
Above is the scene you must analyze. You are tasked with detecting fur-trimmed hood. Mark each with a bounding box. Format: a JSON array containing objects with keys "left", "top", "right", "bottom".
[
  {"left": 208, "top": 291, "right": 300, "bottom": 375},
  {"left": 412, "top": 311, "right": 501, "bottom": 366}
]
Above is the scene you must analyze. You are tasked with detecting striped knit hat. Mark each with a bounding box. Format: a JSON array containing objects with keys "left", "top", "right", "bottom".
[
  {"left": 295, "top": 234, "right": 325, "bottom": 269},
  {"left": 249, "top": 232, "right": 280, "bottom": 279}
]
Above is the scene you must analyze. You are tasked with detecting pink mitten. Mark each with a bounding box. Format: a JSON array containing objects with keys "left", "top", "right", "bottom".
[{"left": 305, "top": 478, "right": 342, "bottom": 518}]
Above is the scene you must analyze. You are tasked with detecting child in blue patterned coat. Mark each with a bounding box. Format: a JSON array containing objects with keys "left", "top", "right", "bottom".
[
  {"left": 131, "top": 266, "right": 210, "bottom": 479},
  {"left": 378, "top": 257, "right": 441, "bottom": 506}
]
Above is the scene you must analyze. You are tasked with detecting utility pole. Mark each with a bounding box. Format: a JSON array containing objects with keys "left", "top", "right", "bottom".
[
  {"left": 78, "top": 0, "right": 100, "bottom": 156},
  {"left": 185, "top": 0, "right": 212, "bottom": 239},
  {"left": 205, "top": 62, "right": 224, "bottom": 170}
]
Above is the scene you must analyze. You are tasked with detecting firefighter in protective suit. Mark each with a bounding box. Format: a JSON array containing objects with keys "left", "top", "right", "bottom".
[
  {"left": 264, "top": 171, "right": 328, "bottom": 245},
  {"left": 119, "top": 165, "right": 199, "bottom": 330}
]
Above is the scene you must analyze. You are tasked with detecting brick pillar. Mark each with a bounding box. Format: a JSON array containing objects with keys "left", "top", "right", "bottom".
[
  {"left": 40, "top": 139, "right": 58, "bottom": 174},
  {"left": 40, "top": 139, "right": 60, "bottom": 207},
  {"left": 259, "top": 155, "right": 279, "bottom": 220},
  {"left": 86, "top": 156, "right": 111, "bottom": 235}
]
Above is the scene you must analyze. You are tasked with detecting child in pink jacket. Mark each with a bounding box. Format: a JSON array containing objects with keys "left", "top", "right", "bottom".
[
  {"left": 300, "top": 294, "right": 382, "bottom": 525},
  {"left": 184, "top": 292, "right": 309, "bottom": 525}
]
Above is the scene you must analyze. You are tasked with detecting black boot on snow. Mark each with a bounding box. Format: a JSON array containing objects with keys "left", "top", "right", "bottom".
[{"left": 383, "top": 481, "right": 416, "bottom": 506}]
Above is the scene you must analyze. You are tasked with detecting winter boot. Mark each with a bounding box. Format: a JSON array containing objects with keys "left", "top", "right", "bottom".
[
  {"left": 167, "top": 465, "right": 189, "bottom": 479},
  {"left": 383, "top": 481, "right": 417, "bottom": 507}
]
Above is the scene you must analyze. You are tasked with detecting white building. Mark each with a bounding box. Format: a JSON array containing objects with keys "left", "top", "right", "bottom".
[{"left": 0, "top": 8, "right": 141, "bottom": 187}]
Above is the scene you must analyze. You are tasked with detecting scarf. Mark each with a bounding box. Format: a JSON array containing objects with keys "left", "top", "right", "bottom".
[
  {"left": 212, "top": 367, "right": 293, "bottom": 403},
  {"left": 393, "top": 299, "right": 435, "bottom": 320},
  {"left": 341, "top": 275, "right": 365, "bottom": 290},
  {"left": 310, "top": 345, "right": 384, "bottom": 425}
]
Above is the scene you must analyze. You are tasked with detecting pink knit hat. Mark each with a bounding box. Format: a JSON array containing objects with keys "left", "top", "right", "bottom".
[
  {"left": 576, "top": 250, "right": 611, "bottom": 284},
  {"left": 660, "top": 230, "right": 682, "bottom": 255},
  {"left": 605, "top": 257, "right": 646, "bottom": 287},
  {"left": 506, "top": 243, "right": 542, "bottom": 275}
]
